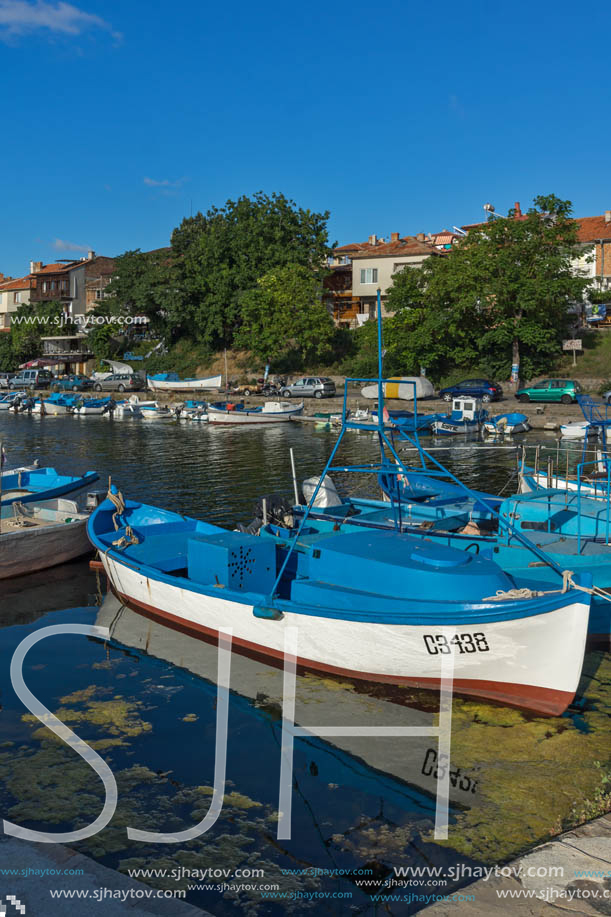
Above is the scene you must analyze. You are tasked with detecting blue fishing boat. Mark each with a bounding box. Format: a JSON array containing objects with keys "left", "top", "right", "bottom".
[
  {"left": 88, "top": 486, "right": 591, "bottom": 715},
  {"left": 73, "top": 396, "right": 114, "bottom": 416},
  {"left": 1, "top": 467, "right": 99, "bottom": 506},
  {"left": 431, "top": 397, "right": 488, "bottom": 435},
  {"left": 483, "top": 412, "right": 530, "bottom": 435},
  {"left": 371, "top": 408, "right": 445, "bottom": 432},
  {"left": 31, "top": 393, "right": 81, "bottom": 415}
]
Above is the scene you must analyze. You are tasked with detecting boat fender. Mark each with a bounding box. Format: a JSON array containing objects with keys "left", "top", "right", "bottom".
[{"left": 253, "top": 606, "right": 284, "bottom": 621}]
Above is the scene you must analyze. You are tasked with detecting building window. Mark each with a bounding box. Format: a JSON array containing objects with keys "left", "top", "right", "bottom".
[
  {"left": 360, "top": 268, "right": 378, "bottom": 284},
  {"left": 43, "top": 281, "right": 48, "bottom": 293},
  {"left": 13, "top": 292, "right": 21, "bottom": 303}
]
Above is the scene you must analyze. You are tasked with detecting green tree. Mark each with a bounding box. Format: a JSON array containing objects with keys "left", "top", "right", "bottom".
[
  {"left": 172, "top": 192, "right": 333, "bottom": 349},
  {"left": 103, "top": 249, "right": 175, "bottom": 336},
  {"left": 9, "top": 301, "right": 75, "bottom": 365},
  {"left": 385, "top": 195, "right": 589, "bottom": 381},
  {"left": 236, "top": 264, "right": 335, "bottom": 365},
  {"left": 0, "top": 333, "right": 13, "bottom": 371}
]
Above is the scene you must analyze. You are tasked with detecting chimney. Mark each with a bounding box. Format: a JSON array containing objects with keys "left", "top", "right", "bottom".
[
  {"left": 605, "top": 210, "right": 611, "bottom": 224},
  {"left": 514, "top": 202, "right": 522, "bottom": 218},
  {"left": 88, "top": 249, "right": 95, "bottom": 260},
  {"left": 30, "top": 261, "right": 43, "bottom": 274},
  {"left": 368, "top": 234, "right": 377, "bottom": 245},
  {"left": 416, "top": 232, "right": 426, "bottom": 241},
  {"left": 390, "top": 232, "right": 400, "bottom": 242}
]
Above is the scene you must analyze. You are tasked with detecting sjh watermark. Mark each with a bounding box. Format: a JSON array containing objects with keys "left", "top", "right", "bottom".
[{"left": 5, "top": 623, "right": 455, "bottom": 845}]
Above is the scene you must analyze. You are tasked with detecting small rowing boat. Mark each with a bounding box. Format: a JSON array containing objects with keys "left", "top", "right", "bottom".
[
  {"left": 0, "top": 498, "right": 91, "bottom": 579},
  {"left": 207, "top": 400, "right": 303, "bottom": 424}
]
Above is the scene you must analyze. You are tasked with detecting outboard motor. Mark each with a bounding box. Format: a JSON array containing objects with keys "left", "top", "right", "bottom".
[
  {"left": 85, "top": 490, "right": 107, "bottom": 512},
  {"left": 302, "top": 475, "right": 342, "bottom": 508},
  {"left": 236, "top": 493, "right": 294, "bottom": 534}
]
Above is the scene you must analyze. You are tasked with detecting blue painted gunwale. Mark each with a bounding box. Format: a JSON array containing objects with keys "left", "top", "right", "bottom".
[
  {"left": 87, "top": 497, "right": 583, "bottom": 626},
  {"left": 1, "top": 467, "right": 99, "bottom": 506}
]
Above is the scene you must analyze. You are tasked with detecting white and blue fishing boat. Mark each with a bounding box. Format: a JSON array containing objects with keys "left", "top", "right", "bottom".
[
  {"left": 148, "top": 372, "right": 222, "bottom": 393},
  {"left": 207, "top": 400, "right": 303, "bottom": 424},
  {"left": 73, "top": 396, "right": 114, "bottom": 416},
  {"left": 483, "top": 412, "right": 530, "bottom": 435},
  {"left": 1, "top": 467, "right": 99, "bottom": 506},
  {"left": 431, "top": 397, "right": 487, "bottom": 435},
  {"left": 31, "top": 393, "right": 81, "bottom": 415},
  {"left": 88, "top": 485, "right": 591, "bottom": 715},
  {"left": 0, "top": 391, "right": 26, "bottom": 411}
]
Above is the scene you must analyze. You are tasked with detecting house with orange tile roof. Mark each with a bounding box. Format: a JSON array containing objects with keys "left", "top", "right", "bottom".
[
  {"left": 326, "top": 232, "right": 443, "bottom": 327},
  {"left": 29, "top": 252, "right": 115, "bottom": 318},
  {"left": 0, "top": 274, "right": 32, "bottom": 330},
  {"left": 573, "top": 211, "right": 611, "bottom": 293}
]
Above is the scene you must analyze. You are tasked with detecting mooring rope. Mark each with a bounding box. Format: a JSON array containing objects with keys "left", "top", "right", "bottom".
[
  {"left": 105, "top": 477, "right": 140, "bottom": 549},
  {"left": 483, "top": 569, "right": 611, "bottom": 603}
]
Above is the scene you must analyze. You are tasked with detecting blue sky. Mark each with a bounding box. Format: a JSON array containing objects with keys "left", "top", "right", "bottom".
[{"left": 0, "top": 0, "right": 609, "bottom": 276}]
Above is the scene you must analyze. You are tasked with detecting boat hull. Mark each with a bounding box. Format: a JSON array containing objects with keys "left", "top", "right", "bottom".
[
  {"left": 148, "top": 375, "right": 222, "bottom": 392},
  {"left": 0, "top": 517, "right": 90, "bottom": 579},
  {"left": 207, "top": 402, "right": 303, "bottom": 424},
  {"left": 99, "top": 551, "right": 588, "bottom": 716},
  {"left": 432, "top": 420, "right": 481, "bottom": 435}
]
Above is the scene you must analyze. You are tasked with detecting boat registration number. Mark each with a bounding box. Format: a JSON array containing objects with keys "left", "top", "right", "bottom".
[{"left": 423, "top": 633, "right": 490, "bottom": 654}]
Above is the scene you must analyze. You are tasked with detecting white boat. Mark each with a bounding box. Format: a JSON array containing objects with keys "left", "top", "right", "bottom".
[
  {"left": 140, "top": 404, "right": 176, "bottom": 422},
  {"left": 560, "top": 421, "right": 598, "bottom": 440},
  {"left": 483, "top": 412, "right": 530, "bottom": 435},
  {"left": 207, "top": 400, "right": 304, "bottom": 424},
  {"left": 89, "top": 495, "right": 591, "bottom": 715},
  {"left": 0, "top": 498, "right": 91, "bottom": 580},
  {"left": 110, "top": 396, "right": 157, "bottom": 418},
  {"left": 148, "top": 372, "right": 223, "bottom": 393},
  {"left": 432, "top": 398, "right": 487, "bottom": 435},
  {"left": 74, "top": 397, "right": 114, "bottom": 416},
  {"left": 361, "top": 377, "right": 435, "bottom": 401},
  {"left": 0, "top": 391, "right": 26, "bottom": 411},
  {"left": 183, "top": 409, "right": 209, "bottom": 422}
]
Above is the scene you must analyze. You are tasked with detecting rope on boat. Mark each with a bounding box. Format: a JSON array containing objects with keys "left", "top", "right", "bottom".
[
  {"left": 106, "top": 478, "right": 140, "bottom": 549},
  {"left": 483, "top": 569, "right": 611, "bottom": 603},
  {"left": 11, "top": 500, "right": 35, "bottom": 527}
]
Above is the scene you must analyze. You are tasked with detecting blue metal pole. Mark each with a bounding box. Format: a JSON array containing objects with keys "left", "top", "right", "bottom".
[{"left": 376, "top": 288, "right": 384, "bottom": 435}]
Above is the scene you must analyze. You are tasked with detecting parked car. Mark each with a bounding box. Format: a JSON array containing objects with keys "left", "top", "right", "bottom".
[
  {"left": 438, "top": 379, "right": 503, "bottom": 403},
  {"left": 93, "top": 373, "right": 144, "bottom": 393},
  {"left": 516, "top": 379, "right": 582, "bottom": 404},
  {"left": 9, "top": 369, "right": 54, "bottom": 389},
  {"left": 52, "top": 373, "right": 93, "bottom": 392},
  {"left": 0, "top": 372, "right": 15, "bottom": 389},
  {"left": 281, "top": 377, "right": 336, "bottom": 399},
  {"left": 601, "top": 389, "right": 611, "bottom": 406}
]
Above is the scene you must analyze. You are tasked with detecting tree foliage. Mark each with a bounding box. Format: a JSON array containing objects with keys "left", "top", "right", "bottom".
[
  {"left": 105, "top": 193, "right": 333, "bottom": 360},
  {"left": 236, "top": 264, "right": 335, "bottom": 364},
  {"left": 171, "top": 192, "right": 332, "bottom": 349},
  {"left": 385, "top": 195, "right": 589, "bottom": 380}
]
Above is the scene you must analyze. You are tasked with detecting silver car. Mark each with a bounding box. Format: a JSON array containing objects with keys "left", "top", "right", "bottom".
[{"left": 281, "top": 377, "right": 336, "bottom": 399}]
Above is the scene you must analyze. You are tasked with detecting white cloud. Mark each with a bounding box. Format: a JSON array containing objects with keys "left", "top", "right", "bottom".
[
  {"left": 144, "top": 176, "right": 187, "bottom": 189},
  {"left": 0, "top": 1, "right": 121, "bottom": 41},
  {"left": 52, "top": 238, "right": 90, "bottom": 252}
]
